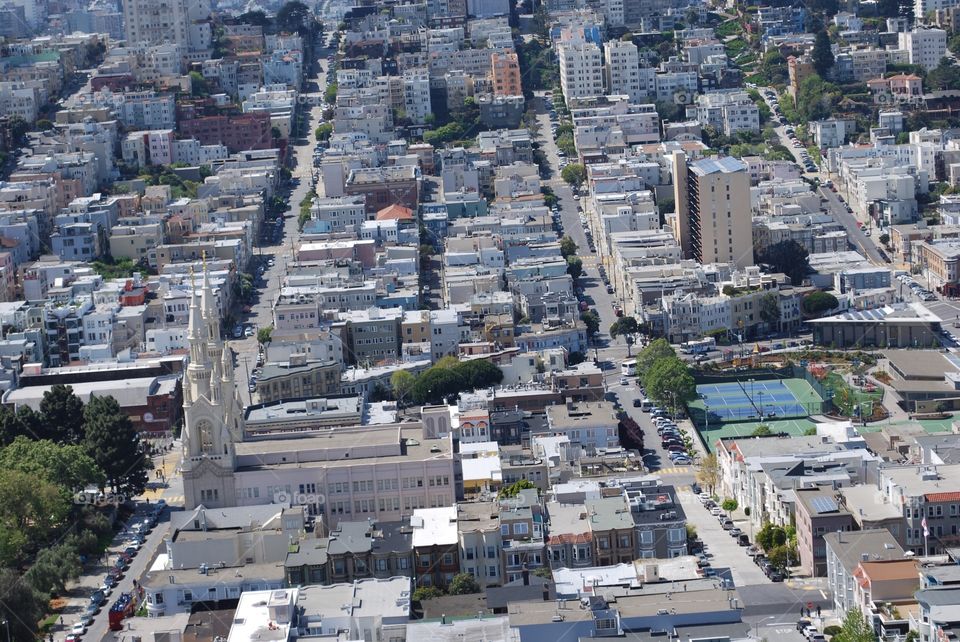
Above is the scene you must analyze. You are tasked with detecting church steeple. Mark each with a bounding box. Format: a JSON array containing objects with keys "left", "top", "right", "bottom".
[{"left": 181, "top": 259, "right": 242, "bottom": 510}]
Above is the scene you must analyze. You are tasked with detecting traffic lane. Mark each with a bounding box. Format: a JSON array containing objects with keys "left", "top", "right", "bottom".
[
  {"left": 817, "top": 187, "right": 884, "bottom": 264},
  {"left": 606, "top": 380, "right": 696, "bottom": 475},
  {"left": 678, "top": 489, "right": 771, "bottom": 588},
  {"left": 531, "top": 103, "right": 619, "bottom": 338},
  {"left": 67, "top": 504, "right": 170, "bottom": 642}
]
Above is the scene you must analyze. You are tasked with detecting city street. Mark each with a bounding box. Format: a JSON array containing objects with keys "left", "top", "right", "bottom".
[
  {"left": 230, "top": 41, "right": 333, "bottom": 406},
  {"left": 757, "top": 87, "right": 886, "bottom": 266}
]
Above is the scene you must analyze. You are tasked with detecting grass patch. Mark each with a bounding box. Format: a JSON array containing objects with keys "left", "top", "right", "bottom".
[{"left": 715, "top": 20, "right": 743, "bottom": 38}]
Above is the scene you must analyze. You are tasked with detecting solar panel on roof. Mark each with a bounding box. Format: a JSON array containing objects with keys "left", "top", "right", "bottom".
[{"left": 810, "top": 496, "right": 837, "bottom": 514}]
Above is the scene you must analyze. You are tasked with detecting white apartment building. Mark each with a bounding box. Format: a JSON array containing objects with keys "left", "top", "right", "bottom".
[
  {"left": 916, "top": 0, "right": 960, "bottom": 20},
  {"left": 401, "top": 69, "right": 432, "bottom": 124},
  {"left": 898, "top": 28, "right": 947, "bottom": 71},
  {"left": 172, "top": 138, "right": 229, "bottom": 166},
  {"left": 654, "top": 70, "right": 699, "bottom": 102},
  {"left": 559, "top": 41, "right": 604, "bottom": 103},
  {"left": 0, "top": 82, "right": 38, "bottom": 123},
  {"left": 604, "top": 39, "right": 642, "bottom": 104},
  {"left": 693, "top": 90, "right": 760, "bottom": 135},
  {"left": 310, "top": 196, "right": 368, "bottom": 232},
  {"left": 121, "top": 0, "right": 189, "bottom": 49}
]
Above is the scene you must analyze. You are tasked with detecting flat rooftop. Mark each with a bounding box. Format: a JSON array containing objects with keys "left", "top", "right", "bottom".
[
  {"left": 412, "top": 506, "right": 458, "bottom": 547},
  {"left": 298, "top": 577, "right": 411, "bottom": 620},
  {"left": 507, "top": 585, "right": 740, "bottom": 626},
  {"left": 887, "top": 349, "right": 957, "bottom": 380},
  {"left": 234, "top": 424, "right": 452, "bottom": 471}
]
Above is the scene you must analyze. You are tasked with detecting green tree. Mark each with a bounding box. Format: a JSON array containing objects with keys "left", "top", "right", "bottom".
[
  {"left": 23, "top": 542, "right": 82, "bottom": 596},
  {"left": 879, "top": 233, "right": 890, "bottom": 245},
  {"left": 411, "top": 367, "right": 465, "bottom": 405},
  {"left": 812, "top": 30, "right": 835, "bottom": 76},
  {"left": 257, "top": 326, "right": 273, "bottom": 345},
  {"left": 927, "top": 58, "right": 960, "bottom": 91},
  {"left": 0, "top": 405, "right": 42, "bottom": 445},
  {"left": 454, "top": 360, "right": 504, "bottom": 389},
  {"left": 722, "top": 498, "right": 738, "bottom": 511},
  {"left": 643, "top": 358, "right": 696, "bottom": 411},
  {"left": 276, "top": 0, "right": 311, "bottom": 33},
  {"left": 756, "top": 239, "right": 810, "bottom": 285},
  {"left": 580, "top": 310, "right": 600, "bottom": 336},
  {"left": 767, "top": 544, "right": 797, "bottom": 571},
  {"left": 756, "top": 523, "right": 788, "bottom": 551},
  {"left": 751, "top": 424, "right": 773, "bottom": 436},
  {"left": 413, "top": 586, "right": 444, "bottom": 601},
  {"left": 802, "top": 291, "right": 839, "bottom": 315},
  {"left": 189, "top": 71, "right": 211, "bottom": 97},
  {"left": 6, "top": 115, "right": 29, "bottom": 145},
  {"left": 35, "top": 118, "right": 54, "bottom": 131},
  {"left": 315, "top": 123, "right": 333, "bottom": 141},
  {"left": 759, "top": 291, "right": 781, "bottom": 329},
  {"left": 237, "top": 9, "right": 271, "bottom": 27},
  {"left": 561, "top": 163, "right": 587, "bottom": 188},
  {"left": 83, "top": 395, "right": 149, "bottom": 496},
  {"left": 696, "top": 453, "right": 719, "bottom": 493},
  {"left": 635, "top": 338, "right": 676, "bottom": 377},
  {"left": 0, "top": 437, "right": 103, "bottom": 491},
  {"left": 39, "top": 383, "right": 86, "bottom": 443},
  {"left": 449, "top": 572, "right": 482, "bottom": 595},
  {"left": 609, "top": 316, "right": 639, "bottom": 339},
  {"left": 566, "top": 255, "right": 583, "bottom": 281},
  {"left": 498, "top": 479, "right": 536, "bottom": 498},
  {"left": 559, "top": 235, "right": 578, "bottom": 258},
  {"left": 390, "top": 370, "right": 416, "bottom": 405},
  {"left": 0, "top": 568, "right": 46, "bottom": 641},
  {"left": 324, "top": 82, "right": 338, "bottom": 104},
  {"left": 0, "top": 470, "right": 70, "bottom": 564}
]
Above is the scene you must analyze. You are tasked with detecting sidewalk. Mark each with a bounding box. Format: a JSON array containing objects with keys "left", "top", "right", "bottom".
[{"left": 142, "top": 447, "right": 179, "bottom": 502}]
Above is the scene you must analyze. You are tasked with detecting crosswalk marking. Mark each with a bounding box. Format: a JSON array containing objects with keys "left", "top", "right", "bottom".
[{"left": 655, "top": 466, "right": 691, "bottom": 475}]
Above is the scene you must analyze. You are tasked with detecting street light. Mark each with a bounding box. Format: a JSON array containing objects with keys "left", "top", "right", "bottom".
[
  {"left": 2, "top": 618, "right": 10, "bottom": 642},
  {"left": 754, "top": 615, "right": 776, "bottom": 640}
]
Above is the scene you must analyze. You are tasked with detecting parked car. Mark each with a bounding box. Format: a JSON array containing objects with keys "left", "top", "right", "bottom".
[
  {"left": 720, "top": 519, "right": 735, "bottom": 530},
  {"left": 797, "top": 619, "right": 812, "bottom": 632},
  {"left": 710, "top": 507, "right": 723, "bottom": 516},
  {"left": 71, "top": 623, "right": 87, "bottom": 637},
  {"left": 673, "top": 456, "right": 692, "bottom": 465},
  {"left": 729, "top": 528, "right": 742, "bottom": 538}
]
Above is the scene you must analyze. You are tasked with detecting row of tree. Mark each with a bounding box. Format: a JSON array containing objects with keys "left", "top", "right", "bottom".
[
  {"left": 0, "top": 384, "right": 150, "bottom": 639},
  {"left": 390, "top": 356, "right": 504, "bottom": 406}
]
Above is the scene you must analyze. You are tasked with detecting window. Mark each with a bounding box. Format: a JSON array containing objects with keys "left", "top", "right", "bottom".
[
  {"left": 443, "top": 553, "right": 454, "bottom": 565},
  {"left": 419, "top": 555, "right": 431, "bottom": 568},
  {"left": 501, "top": 524, "right": 509, "bottom": 536},
  {"left": 640, "top": 531, "right": 653, "bottom": 544},
  {"left": 487, "top": 546, "right": 497, "bottom": 559},
  {"left": 513, "top": 523, "right": 529, "bottom": 535}
]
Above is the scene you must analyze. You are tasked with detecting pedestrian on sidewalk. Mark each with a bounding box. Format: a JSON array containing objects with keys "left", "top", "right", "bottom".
[{"left": 817, "top": 606, "right": 821, "bottom": 618}]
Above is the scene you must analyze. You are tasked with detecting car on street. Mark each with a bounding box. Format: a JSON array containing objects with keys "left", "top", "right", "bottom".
[
  {"left": 244, "top": 326, "right": 256, "bottom": 337},
  {"left": 71, "top": 623, "right": 87, "bottom": 636},
  {"left": 710, "top": 506, "right": 723, "bottom": 516}
]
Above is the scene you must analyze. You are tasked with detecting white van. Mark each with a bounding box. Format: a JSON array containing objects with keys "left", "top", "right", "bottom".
[{"left": 640, "top": 399, "right": 654, "bottom": 412}]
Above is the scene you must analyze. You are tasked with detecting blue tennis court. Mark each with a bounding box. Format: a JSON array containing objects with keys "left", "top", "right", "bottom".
[{"left": 689, "top": 378, "right": 825, "bottom": 427}]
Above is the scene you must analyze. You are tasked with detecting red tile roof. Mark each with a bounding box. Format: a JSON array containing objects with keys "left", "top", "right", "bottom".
[{"left": 925, "top": 492, "right": 960, "bottom": 502}]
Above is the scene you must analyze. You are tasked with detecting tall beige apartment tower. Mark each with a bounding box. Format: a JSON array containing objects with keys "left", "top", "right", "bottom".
[{"left": 671, "top": 152, "right": 754, "bottom": 269}]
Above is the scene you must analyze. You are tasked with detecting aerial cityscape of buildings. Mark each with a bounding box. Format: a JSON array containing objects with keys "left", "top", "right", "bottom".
[{"left": 9, "top": 0, "right": 960, "bottom": 641}]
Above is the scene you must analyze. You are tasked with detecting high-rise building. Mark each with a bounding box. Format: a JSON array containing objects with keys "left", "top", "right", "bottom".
[
  {"left": 671, "top": 152, "right": 754, "bottom": 269},
  {"left": 121, "top": 0, "right": 189, "bottom": 49},
  {"left": 604, "top": 39, "right": 642, "bottom": 103},
  {"left": 490, "top": 52, "right": 521, "bottom": 97},
  {"left": 559, "top": 41, "right": 603, "bottom": 103}
]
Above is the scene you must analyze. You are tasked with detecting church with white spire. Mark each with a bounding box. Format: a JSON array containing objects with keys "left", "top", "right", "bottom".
[{"left": 181, "top": 261, "right": 242, "bottom": 508}]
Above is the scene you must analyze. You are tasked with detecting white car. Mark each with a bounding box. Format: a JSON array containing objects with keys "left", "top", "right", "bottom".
[
  {"left": 71, "top": 623, "right": 87, "bottom": 636},
  {"left": 244, "top": 326, "right": 256, "bottom": 337}
]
